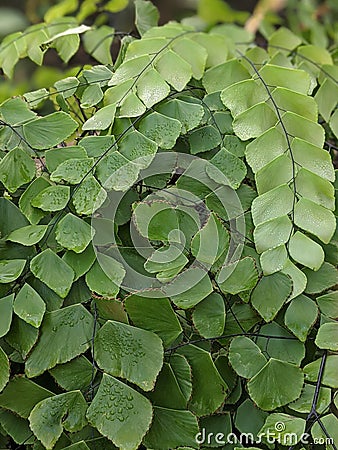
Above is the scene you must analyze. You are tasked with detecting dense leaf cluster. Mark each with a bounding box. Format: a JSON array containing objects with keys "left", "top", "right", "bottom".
[{"left": 0, "top": 1, "right": 337, "bottom": 449}]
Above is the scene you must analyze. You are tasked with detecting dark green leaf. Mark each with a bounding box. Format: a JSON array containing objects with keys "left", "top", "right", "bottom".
[
  {"left": 23, "top": 112, "right": 78, "bottom": 149},
  {"left": 30, "top": 249, "right": 74, "bottom": 298},
  {"left": 95, "top": 320, "right": 163, "bottom": 391},
  {"left": 25, "top": 304, "right": 94, "bottom": 377},
  {"left": 86, "top": 374, "right": 153, "bottom": 449}
]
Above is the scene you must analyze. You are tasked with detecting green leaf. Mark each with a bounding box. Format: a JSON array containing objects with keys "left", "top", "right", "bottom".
[
  {"left": 0, "top": 260, "right": 26, "bottom": 284},
  {"left": 82, "top": 104, "right": 116, "bottom": 131},
  {"left": 259, "top": 64, "right": 311, "bottom": 95},
  {"left": 119, "top": 129, "right": 158, "bottom": 169},
  {"left": 5, "top": 316, "right": 38, "bottom": 359},
  {"left": 281, "top": 259, "right": 307, "bottom": 300},
  {"left": 86, "top": 374, "right": 153, "bottom": 450},
  {"left": 251, "top": 272, "right": 292, "bottom": 322},
  {"left": 124, "top": 294, "right": 182, "bottom": 347},
  {"left": 315, "top": 78, "right": 338, "bottom": 122},
  {"left": 289, "top": 383, "right": 331, "bottom": 414},
  {"left": 7, "top": 225, "right": 47, "bottom": 246},
  {"left": 163, "top": 268, "right": 213, "bottom": 309},
  {"left": 192, "top": 33, "right": 228, "bottom": 68},
  {"left": 247, "top": 359, "right": 304, "bottom": 410},
  {"left": 80, "top": 84, "right": 103, "bottom": 108},
  {"left": 0, "top": 148, "right": 35, "bottom": 193},
  {"left": 191, "top": 213, "right": 229, "bottom": 265},
  {"left": 133, "top": 200, "right": 179, "bottom": 241},
  {"left": 292, "top": 138, "right": 335, "bottom": 181},
  {"left": 289, "top": 231, "right": 325, "bottom": 270},
  {"left": 0, "top": 197, "right": 29, "bottom": 236},
  {"left": 233, "top": 103, "right": 277, "bottom": 141},
  {"left": 295, "top": 168, "right": 335, "bottom": 210},
  {"left": 23, "top": 112, "right": 78, "bottom": 149},
  {"left": 285, "top": 295, "right": 318, "bottom": 342},
  {"left": 217, "top": 257, "right": 258, "bottom": 295},
  {"left": 79, "top": 135, "right": 114, "bottom": 158},
  {"left": 189, "top": 125, "right": 221, "bottom": 155},
  {"left": 138, "top": 112, "right": 181, "bottom": 149},
  {"left": 45, "top": 145, "right": 87, "bottom": 172},
  {"left": 316, "top": 291, "right": 338, "bottom": 319},
  {"left": 221, "top": 79, "right": 268, "bottom": 117},
  {"left": 256, "top": 322, "right": 305, "bottom": 365},
  {"left": 157, "top": 98, "right": 204, "bottom": 134},
  {"left": 199, "top": 413, "right": 232, "bottom": 447},
  {"left": 124, "top": 37, "right": 167, "bottom": 60},
  {"left": 0, "top": 346, "right": 9, "bottom": 393},
  {"left": 208, "top": 148, "right": 247, "bottom": 190},
  {"left": 259, "top": 413, "right": 306, "bottom": 445},
  {"left": 56, "top": 213, "right": 94, "bottom": 253},
  {"left": 31, "top": 185, "right": 70, "bottom": 211},
  {"left": 192, "top": 293, "right": 225, "bottom": 339},
  {"left": 294, "top": 198, "right": 335, "bottom": 244},
  {"left": 268, "top": 26, "right": 302, "bottom": 52},
  {"left": 29, "top": 391, "right": 87, "bottom": 449},
  {"left": 24, "top": 88, "right": 49, "bottom": 108},
  {"left": 173, "top": 38, "right": 207, "bottom": 80},
  {"left": 0, "top": 97, "right": 36, "bottom": 125},
  {"left": 143, "top": 407, "right": 199, "bottom": 449},
  {"left": 330, "top": 108, "right": 338, "bottom": 139},
  {"left": 260, "top": 244, "right": 288, "bottom": 275},
  {"left": 148, "top": 354, "right": 192, "bottom": 409},
  {"left": 0, "top": 410, "right": 34, "bottom": 445},
  {"left": 178, "top": 344, "right": 228, "bottom": 416},
  {"left": 135, "top": 0, "right": 159, "bottom": 36},
  {"left": 281, "top": 112, "right": 324, "bottom": 147},
  {"left": 25, "top": 304, "right": 94, "bottom": 377},
  {"left": 95, "top": 320, "right": 163, "bottom": 391},
  {"left": 144, "top": 245, "right": 188, "bottom": 282},
  {"left": 255, "top": 154, "right": 293, "bottom": 195},
  {"left": 119, "top": 91, "right": 146, "bottom": 117},
  {"left": 252, "top": 184, "right": 294, "bottom": 227},
  {"left": 85, "top": 254, "right": 125, "bottom": 297},
  {"left": 254, "top": 216, "right": 293, "bottom": 254},
  {"left": 72, "top": 175, "right": 107, "bottom": 215},
  {"left": 50, "top": 158, "right": 94, "bottom": 184},
  {"left": 109, "top": 55, "right": 150, "bottom": 86},
  {"left": 304, "top": 355, "right": 338, "bottom": 388},
  {"left": 136, "top": 68, "right": 170, "bottom": 108},
  {"left": 229, "top": 336, "right": 267, "bottom": 379},
  {"left": 315, "top": 323, "right": 338, "bottom": 351},
  {"left": 83, "top": 26, "right": 114, "bottom": 65},
  {"left": 155, "top": 50, "right": 192, "bottom": 92},
  {"left": 13, "top": 283, "right": 46, "bottom": 328},
  {"left": 96, "top": 151, "right": 139, "bottom": 191},
  {"left": 203, "top": 59, "right": 249, "bottom": 93},
  {"left": 0, "top": 376, "right": 53, "bottom": 418},
  {"left": 311, "top": 414, "right": 338, "bottom": 447},
  {"left": 49, "top": 356, "right": 94, "bottom": 391},
  {"left": 30, "top": 249, "right": 74, "bottom": 298},
  {"left": 0, "top": 294, "right": 14, "bottom": 337},
  {"left": 235, "top": 398, "right": 268, "bottom": 440},
  {"left": 273, "top": 87, "right": 318, "bottom": 121},
  {"left": 54, "top": 76, "right": 79, "bottom": 98},
  {"left": 245, "top": 127, "right": 287, "bottom": 174},
  {"left": 304, "top": 262, "right": 338, "bottom": 295}
]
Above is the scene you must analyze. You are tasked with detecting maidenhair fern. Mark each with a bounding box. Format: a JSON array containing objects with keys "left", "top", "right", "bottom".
[{"left": 0, "top": 1, "right": 337, "bottom": 449}]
